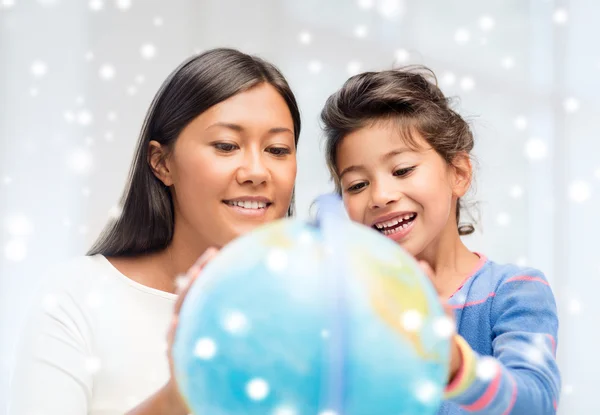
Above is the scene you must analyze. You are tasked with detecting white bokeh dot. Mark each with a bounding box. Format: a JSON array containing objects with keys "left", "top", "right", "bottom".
[
  {"left": 68, "top": 148, "right": 93, "bottom": 174},
  {"left": 246, "top": 378, "right": 269, "bottom": 401},
  {"left": 356, "top": 0, "right": 374, "bottom": 9},
  {"left": 3, "top": 176, "right": 13, "bottom": 185},
  {"left": 563, "top": 97, "right": 580, "bottom": 113},
  {"left": 105, "top": 131, "right": 114, "bottom": 141},
  {"left": 140, "top": 43, "right": 157, "bottom": 59},
  {"left": 476, "top": 356, "right": 498, "bottom": 381},
  {"left": 85, "top": 356, "right": 102, "bottom": 374},
  {"left": 1, "top": 0, "right": 15, "bottom": 9},
  {"left": 460, "top": 76, "right": 475, "bottom": 91},
  {"left": 568, "top": 180, "right": 591, "bottom": 203},
  {"left": 496, "top": 212, "right": 511, "bottom": 227},
  {"left": 107, "top": 111, "right": 117, "bottom": 122},
  {"left": 308, "top": 60, "right": 322, "bottom": 74},
  {"left": 415, "top": 380, "right": 438, "bottom": 403},
  {"left": 347, "top": 61, "right": 362, "bottom": 76},
  {"left": 321, "top": 329, "right": 330, "bottom": 339},
  {"left": 31, "top": 60, "right": 48, "bottom": 78},
  {"left": 153, "top": 16, "right": 163, "bottom": 26},
  {"left": 441, "top": 72, "right": 456, "bottom": 87},
  {"left": 501, "top": 56, "right": 515, "bottom": 69},
  {"left": 454, "top": 28, "right": 470, "bottom": 45},
  {"left": 298, "top": 231, "right": 314, "bottom": 245},
  {"left": 77, "top": 109, "right": 93, "bottom": 125},
  {"left": 273, "top": 406, "right": 297, "bottom": 415},
  {"left": 401, "top": 309, "right": 423, "bottom": 332},
  {"left": 99, "top": 64, "right": 116, "bottom": 80},
  {"left": 524, "top": 345, "right": 545, "bottom": 365},
  {"left": 564, "top": 384, "right": 574, "bottom": 395},
  {"left": 64, "top": 111, "right": 76, "bottom": 123},
  {"left": 514, "top": 116, "right": 528, "bottom": 130},
  {"left": 134, "top": 74, "right": 145, "bottom": 84},
  {"left": 222, "top": 310, "right": 249, "bottom": 335},
  {"left": 568, "top": 298, "right": 582, "bottom": 315},
  {"left": 298, "top": 31, "right": 312, "bottom": 45},
  {"left": 89, "top": 0, "right": 103, "bottom": 11},
  {"left": 5, "top": 239, "right": 27, "bottom": 262},
  {"left": 127, "top": 85, "right": 137, "bottom": 96},
  {"left": 432, "top": 315, "right": 455, "bottom": 339},
  {"left": 394, "top": 48, "right": 410, "bottom": 64},
  {"left": 509, "top": 185, "right": 524, "bottom": 199},
  {"left": 553, "top": 8, "right": 568, "bottom": 25},
  {"left": 524, "top": 138, "right": 548, "bottom": 161},
  {"left": 30, "top": 87, "right": 39, "bottom": 97},
  {"left": 266, "top": 248, "right": 288, "bottom": 272},
  {"left": 108, "top": 205, "right": 123, "bottom": 219},
  {"left": 115, "top": 0, "right": 131, "bottom": 10},
  {"left": 354, "top": 25, "right": 368, "bottom": 38},
  {"left": 377, "top": 0, "right": 404, "bottom": 19},
  {"left": 478, "top": 15, "right": 495, "bottom": 31},
  {"left": 194, "top": 338, "right": 217, "bottom": 360},
  {"left": 6, "top": 214, "right": 34, "bottom": 237}
]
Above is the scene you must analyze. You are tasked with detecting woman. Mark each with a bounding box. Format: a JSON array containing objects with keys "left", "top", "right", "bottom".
[{"left": 10, "top": 48, "right": 301, "bottom": 415}]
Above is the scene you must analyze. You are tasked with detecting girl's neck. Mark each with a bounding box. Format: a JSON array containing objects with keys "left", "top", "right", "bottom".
[{"left": 415, "top": 225, "right": 480, "bottom": 299}]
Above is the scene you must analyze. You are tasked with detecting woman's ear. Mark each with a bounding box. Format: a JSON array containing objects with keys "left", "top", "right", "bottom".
[{"left": 148, "top": 140, "right": 173, "bottom": 186}]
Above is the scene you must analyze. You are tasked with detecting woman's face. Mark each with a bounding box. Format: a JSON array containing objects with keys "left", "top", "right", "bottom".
[{"left": 152, "top": 83, "right": 297, "bottom": 248}]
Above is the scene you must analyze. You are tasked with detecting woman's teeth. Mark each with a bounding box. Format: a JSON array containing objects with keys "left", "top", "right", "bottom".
[{"left": 226, "top": 200, "right": 268, "bottom": 209}]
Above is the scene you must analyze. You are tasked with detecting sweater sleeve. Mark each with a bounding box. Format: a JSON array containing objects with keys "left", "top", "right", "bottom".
[
  {"left": 8, "top": 289, "right": 93, "bottom": 415},
  {"left": 444, "top": 270, "right": 561, "bottom": 414}
]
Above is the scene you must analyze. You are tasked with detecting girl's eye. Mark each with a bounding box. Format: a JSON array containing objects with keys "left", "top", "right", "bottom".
[
  {"left": 394, "top": 166, "right": 416, "bottom": 177},
  {"left": 213, "top": 142, "right": 238, "bottom": 152},
  {"left": 347, "top": 182, "right": 367, "bottom": 193}
]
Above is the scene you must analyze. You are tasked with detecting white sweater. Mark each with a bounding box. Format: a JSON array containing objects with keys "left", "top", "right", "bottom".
[{"left": 8, "top": 255, "right": 177, "bottom": 415}]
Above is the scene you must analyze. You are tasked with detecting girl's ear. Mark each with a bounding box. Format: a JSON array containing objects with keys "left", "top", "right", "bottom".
[
  {"left": 148, "top": 140, "right": 173, "bottom": 186},
  {"left": 450, "top": 152, "right": 472, "bottom": 198}
]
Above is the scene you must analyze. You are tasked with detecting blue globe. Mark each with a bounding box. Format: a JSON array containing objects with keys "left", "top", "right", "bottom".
[{"left": 173, "top": 196, "right": 451, "bottom": 415}]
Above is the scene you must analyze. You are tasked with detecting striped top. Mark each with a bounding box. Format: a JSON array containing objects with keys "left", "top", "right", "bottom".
[{"left": 439, "top": 255, "right": 561, "bottom": 414}]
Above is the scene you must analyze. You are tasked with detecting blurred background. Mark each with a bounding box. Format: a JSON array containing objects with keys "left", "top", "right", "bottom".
[{"left": 1, "top": 0, "right": 598, "bottom": 413}]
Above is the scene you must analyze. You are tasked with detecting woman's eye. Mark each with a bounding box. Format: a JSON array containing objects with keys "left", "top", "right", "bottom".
[
  {"left": 267, "top": 147, "right": 291, "bottom": 156},
  {"left": 213, "top": 142, "right": 238, "bottom": 152}
]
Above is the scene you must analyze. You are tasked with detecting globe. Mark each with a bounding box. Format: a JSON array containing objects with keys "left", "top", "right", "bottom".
[{"left": 173, "top": 195, "right": 451, "bottom": 415}]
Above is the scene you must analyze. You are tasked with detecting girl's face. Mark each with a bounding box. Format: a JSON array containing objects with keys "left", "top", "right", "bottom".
[
  {"left": 335, "top": 120, "right": 470, "bottom": 257},
  {"left": 151, "top": 83, "right": 297, "bottom": 249}
]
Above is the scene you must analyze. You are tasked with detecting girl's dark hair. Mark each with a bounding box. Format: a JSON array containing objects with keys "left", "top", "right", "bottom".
[
  {"left": 320, "top": 66, "right": 475, "bottom": 235},
  {"left": 88, "top": 48, "right": 301, "bottom": 257}
]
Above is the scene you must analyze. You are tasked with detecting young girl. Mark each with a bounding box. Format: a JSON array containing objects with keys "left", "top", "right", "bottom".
[
  {"left": 10, "top": 48, "right": 300, "bottom": 415},
  {"left": 320, "top": 67, "right": 560, "bottom": 414}
]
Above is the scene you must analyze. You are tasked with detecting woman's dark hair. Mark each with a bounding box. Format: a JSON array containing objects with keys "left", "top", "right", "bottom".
[
  {"left": 320, "top": 66, "right": 475, "bottom": 235},
  {"left": 88, "top": 48, "right": 301, "bottom": 257}
]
